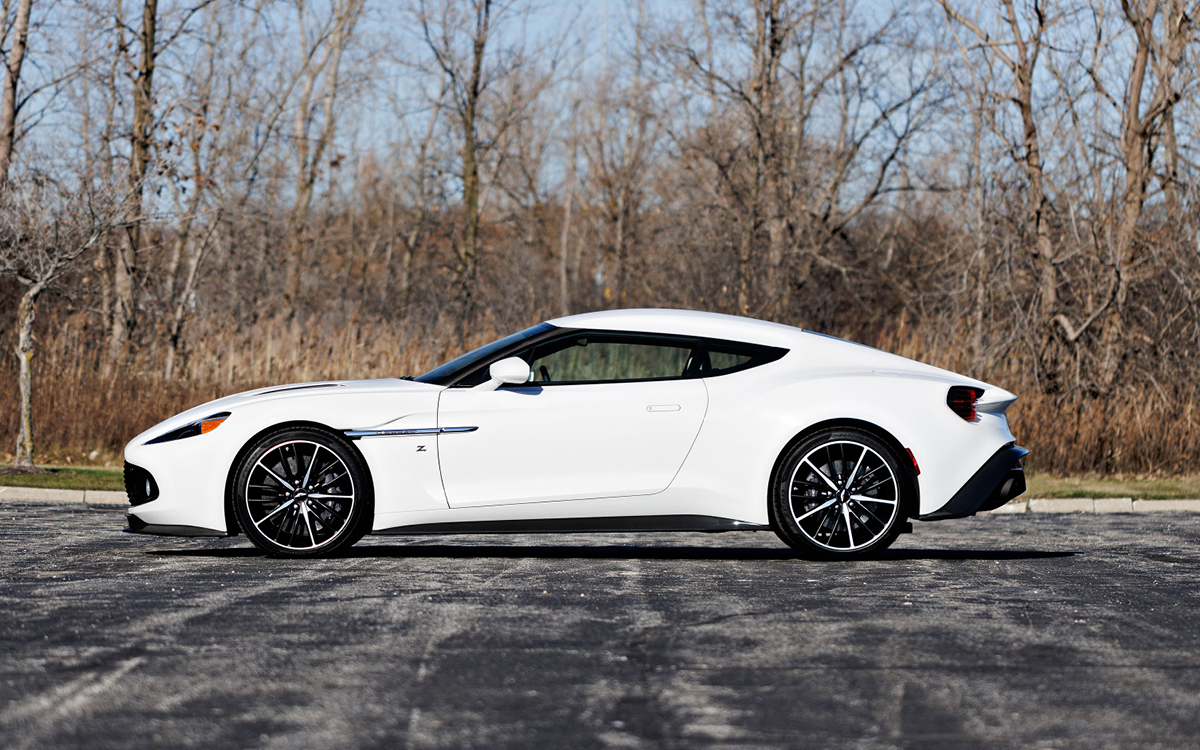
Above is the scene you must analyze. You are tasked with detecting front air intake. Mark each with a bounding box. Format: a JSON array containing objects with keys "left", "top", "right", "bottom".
[{"left": 124, "top": 463, "right": 160, "bottom": 506}]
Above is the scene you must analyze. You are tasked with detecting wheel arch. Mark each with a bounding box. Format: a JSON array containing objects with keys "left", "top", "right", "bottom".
[
  {"left": 223, "top": 420, "right": 375, "bottom": 536},
  {"left": 767, "top": 417, "right": 921, "bottom": 520}
]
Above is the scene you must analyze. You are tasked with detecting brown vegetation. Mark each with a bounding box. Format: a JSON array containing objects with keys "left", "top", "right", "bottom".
[{"left": 2, "top": 0, "right": 1200, "bottom": 476}]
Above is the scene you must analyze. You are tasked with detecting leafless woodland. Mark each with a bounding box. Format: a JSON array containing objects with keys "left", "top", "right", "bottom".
[{"left": 2, "top": 0, "right": 1200, "bottom": 475}]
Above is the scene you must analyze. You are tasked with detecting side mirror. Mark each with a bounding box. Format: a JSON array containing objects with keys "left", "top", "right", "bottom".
[{"left": 473, "top": 356, "right": 531, "bottom": 390}]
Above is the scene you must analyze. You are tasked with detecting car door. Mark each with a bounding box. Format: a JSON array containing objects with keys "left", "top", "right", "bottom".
[{"left": 436, "top": 331, "right": 708, "bottom": 508}]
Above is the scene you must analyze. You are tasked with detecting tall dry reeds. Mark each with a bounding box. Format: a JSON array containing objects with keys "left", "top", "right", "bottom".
[
  {"left": 3, "top": 306, "right": 1196, "bottom": 476},
  {"left": 0, "top": 312, "right": 521, "bottom": 463}
]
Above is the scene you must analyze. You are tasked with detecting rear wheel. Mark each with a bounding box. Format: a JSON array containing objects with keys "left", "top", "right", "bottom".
[
  {"left": 770, "top": 428, "right": 909, "bottom": 560},
  {"left": 233, "top": 428, "right": 372, "bottom": 558}
]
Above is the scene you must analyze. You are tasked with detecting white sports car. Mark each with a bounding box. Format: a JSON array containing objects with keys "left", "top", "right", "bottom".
[{"left": 122, "top": 309, "right": 1026, "bottom": 559}]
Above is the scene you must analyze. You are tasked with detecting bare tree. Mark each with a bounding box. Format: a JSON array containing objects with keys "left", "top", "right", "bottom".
[
  {"left": 1, "top": 176, "right": 125, "bottom": 469},
  {"left": 282, "top": 0, "right": 364, "bottom": 319},
  {"left": 157, "top": 1, "right": 291, "bottom": 377},
  {"left": 582, "top": 0, "right": 657, "bottom": 310},
  {"left": 1092, "top": 0, "right": 1198, "bottom": 381},
  {"left": 106, "top": 0, "right": 222, "bottom": 366},
  {"left": 0, "top": 0, "right": 32, "bottom": 193},
  {"left": 936, "top": 0, "right": 1066, "bottom": 382},
  {"left": 558, "top": 100, "right": 578, "bottom": 316},
  {"left": 413, "top": 0, "right": 555, "bottom": 334},
  {"left": 105, "top": 0, "right": 156, "bottom": 366},
  {"left": 385, "top": 72, "right": 447, "bottom": 315},
  {"left": 663, "top": 0, "right": 935, "bottom": 320}
]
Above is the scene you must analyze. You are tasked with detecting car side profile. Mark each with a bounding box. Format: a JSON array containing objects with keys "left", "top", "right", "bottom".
[{"left": 122, "top": 309, "right": 1027, "bottom": 559}]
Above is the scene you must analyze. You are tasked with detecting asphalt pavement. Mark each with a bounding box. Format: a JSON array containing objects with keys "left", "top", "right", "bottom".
[{"left": 1, "top": 501, "right": 1198, "bottom": 750}]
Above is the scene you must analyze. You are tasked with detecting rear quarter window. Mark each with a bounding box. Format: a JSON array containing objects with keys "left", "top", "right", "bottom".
[{"left": 686, "top": 339, "right": 788, "bottom": 378}]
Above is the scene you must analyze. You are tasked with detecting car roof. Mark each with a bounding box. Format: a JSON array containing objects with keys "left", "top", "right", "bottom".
[{"left": 546, "top": 308, "right": 810, "bottom": 348}]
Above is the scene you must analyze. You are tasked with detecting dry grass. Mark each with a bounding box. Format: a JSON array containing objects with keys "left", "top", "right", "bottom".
[
  {"left": 2, "top": 314, "right": 1198, "bottom": 477},
  {"left": 0, "top": 315, "right": 507, "bottom": 466},
  {"left": 1024, "top": 474, "right": 1200, "bottom": 500}
]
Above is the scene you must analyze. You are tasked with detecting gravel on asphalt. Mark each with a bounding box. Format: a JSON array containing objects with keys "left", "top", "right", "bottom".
[{"left": 1, "top": 502, "right": 1198, "bottom": 750}]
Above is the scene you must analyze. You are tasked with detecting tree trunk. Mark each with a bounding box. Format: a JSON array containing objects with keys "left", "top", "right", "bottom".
[
  {"left": 1014, "top": 56, "right": 1057, "bottom": 356},
  {"left": 1098, "top": 0, "right": 1184, "bottom": 385},
  {"left": 1162, "top": 108, "right": 1181, "bottom": 214},
  {"left": 0, "top": 0, "right": 33, "bottom": 193},
  {"left": 558, "top": 175, "right": 573, "bottom": 317},
  {"left": 736, "top": 199, "right": 755, "bottom": 315},
  {"left": 459, "top": 119, "right": 480, "bottom": 315},
  {"left": 609, "top": 190, "right": 627, "bottom": 308},
  {"left": 163, "top": 218, "right": 218, "bottom": 380},
  {"left": 13, "top": 282, "right": 44, "bottom": 468},
  {"left": 1102, "top": 128, "right": 1151, "bottom": 383},
  {"left": 758, "top": 0, "right": 788, "bottom": 319},
  {"left": 455, "top": 1, "right": 491, "bottom": 335},
  {"left": 108, "top": 0, "right": 158, "bottom": 366}
]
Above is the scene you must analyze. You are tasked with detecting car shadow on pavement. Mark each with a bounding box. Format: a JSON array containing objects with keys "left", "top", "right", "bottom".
[{"left": 144, "top": 545, "right": 1075, "bottom": 561}]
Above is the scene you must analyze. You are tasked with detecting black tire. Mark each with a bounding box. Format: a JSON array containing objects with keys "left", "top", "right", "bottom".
[
  {"left": 233, "top": 427, "right": 372, "bottom": 558},
  {"left": 770, "top": 427, "right": 910, "bottom": 560}
]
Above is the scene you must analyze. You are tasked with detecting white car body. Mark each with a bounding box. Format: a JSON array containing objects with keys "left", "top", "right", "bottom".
[{"left": 122, "top": 309, "right": 1024, "bottom": 540}]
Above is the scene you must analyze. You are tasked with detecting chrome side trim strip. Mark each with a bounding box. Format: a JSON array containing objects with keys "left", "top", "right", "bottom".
[{"left": 344, "top": 426, "right": 478, "bottom": 439}]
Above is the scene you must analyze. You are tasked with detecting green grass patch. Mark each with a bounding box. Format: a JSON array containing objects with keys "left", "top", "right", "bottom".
[
  {"left": 1026, "top": 474, "right": 1200, "bottom": 500},
  {"left": 0, "top": 466, "right": 124, "bottom": 491}
]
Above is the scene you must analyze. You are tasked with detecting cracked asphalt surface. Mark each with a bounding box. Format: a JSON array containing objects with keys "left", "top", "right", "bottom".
[{"left": 1, "top": 502, "right": 1199, "bottom": 749}]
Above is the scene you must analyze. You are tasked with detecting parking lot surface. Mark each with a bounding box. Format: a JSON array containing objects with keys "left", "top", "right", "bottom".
[{"left": 1, "top": 502, "right": 1198, "bottom": 749}]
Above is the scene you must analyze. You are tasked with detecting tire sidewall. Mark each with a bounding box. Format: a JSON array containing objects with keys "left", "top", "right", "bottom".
[
  {"left": 770, "top": 427, "right": 909, "bottom": 560},
  {"left": 233, "top": 427, "right": 373, "bottom": 558}
]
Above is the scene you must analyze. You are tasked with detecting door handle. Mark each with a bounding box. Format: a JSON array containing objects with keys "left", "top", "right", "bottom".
[{"left": 646, "top": 404, "right": 681, "bottom": 412}]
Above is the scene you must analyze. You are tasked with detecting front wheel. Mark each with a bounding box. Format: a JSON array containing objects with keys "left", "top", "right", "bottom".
[
  {"left": 233, "top": 427, "right": 372, "bottom": 558},
  {"left": 770, "top": 428, "right": 910, "bottom": 560}
]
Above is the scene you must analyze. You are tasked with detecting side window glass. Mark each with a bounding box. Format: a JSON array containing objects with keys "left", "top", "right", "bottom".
[
  {"left": 527, "top": 334, "right": 695, "bottom": 384},
  {"left": 687, "top": 340, "right": 788, "bottom": 377},
  {"left": 708, "top": 350, "right": 754, "bottom": 372}
]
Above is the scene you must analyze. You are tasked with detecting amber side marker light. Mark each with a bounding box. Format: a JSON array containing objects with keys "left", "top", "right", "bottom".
[{"left": 200, "top": 417, "right": 228, "bottom": 434}]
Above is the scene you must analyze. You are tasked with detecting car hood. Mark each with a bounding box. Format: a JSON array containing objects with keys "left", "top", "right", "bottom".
[{"left": 132, "top": 378, "right": 442, "bottom": 445}]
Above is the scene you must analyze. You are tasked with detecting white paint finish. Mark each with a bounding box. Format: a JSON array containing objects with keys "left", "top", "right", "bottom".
[
  {"left": 372, "top": 491, "right": 747, "bottom": 530},
  {"left": 357, "top": 439, "right": 447, "bottom": 518},
  {"left": 436, "top": 380, "right": 708, "bottom": 507},
  {"left": 667, "top": 359, "right": 1012, "bottom": 520},
  {"left": 352, "top": 410, "right": 448, "bottom": 517},
  {"left": 547, "top": 308, "right": 810, "bottom": 349},
  {"left": 122, "top": 308, "right": 1025, "bottom": 536},
  {"left": 124, "top": 381, "right": 443, "bottom": 533}
]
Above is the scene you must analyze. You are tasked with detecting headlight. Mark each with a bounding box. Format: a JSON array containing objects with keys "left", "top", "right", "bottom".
[{"left": 145, "top": 412, "right": 230, "bottom": 445}]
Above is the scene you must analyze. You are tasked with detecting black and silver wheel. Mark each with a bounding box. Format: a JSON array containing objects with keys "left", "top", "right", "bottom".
[
  {"left": 233, "top": 427, "right": 372, "bottom": 558},
  {"left": 770, "top": 428, "right": 910, "bottom": 559}
]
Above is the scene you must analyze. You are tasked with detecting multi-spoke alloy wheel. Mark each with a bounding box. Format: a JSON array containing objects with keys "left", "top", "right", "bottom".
[
  {"left": 233, "top": 428, "right": 371, "bottom": 557},
  {"left": 770, "top": 428, "right": 911, "bottom": 559}
]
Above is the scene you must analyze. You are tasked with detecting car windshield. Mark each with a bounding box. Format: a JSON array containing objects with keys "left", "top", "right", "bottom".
[{"left": 414, "top": 322, "right": 555, "bottom": 384}]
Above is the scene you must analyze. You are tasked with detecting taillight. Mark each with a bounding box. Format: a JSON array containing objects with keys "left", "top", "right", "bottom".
[{"left": 947, "top": 386, "right": 983, "bottom": 421}]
